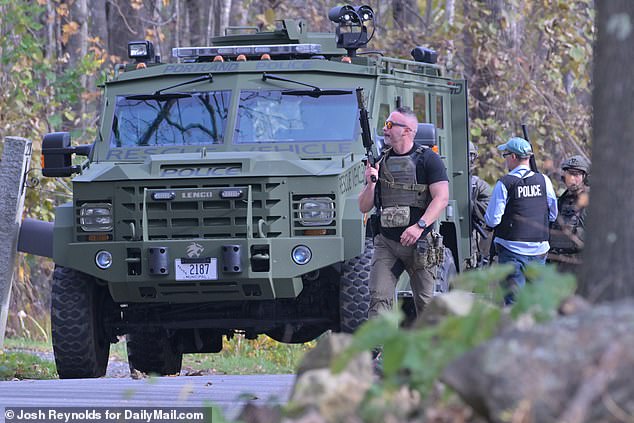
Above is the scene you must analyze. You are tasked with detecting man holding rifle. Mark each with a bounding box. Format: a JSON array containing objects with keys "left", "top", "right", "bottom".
[
  {"left": 358, "top": 106, "right": 449, "bottom": 318},
  {"left": 469, "top": 141, "right": 492, "bottom": 267},
  {"left": 484, "top": 137, "right": 558, "bottom": 304}
]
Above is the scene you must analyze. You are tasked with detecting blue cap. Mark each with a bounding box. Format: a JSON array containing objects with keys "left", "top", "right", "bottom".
[{"left": 498, "top": 137, "right": 532, "bottom": 157}]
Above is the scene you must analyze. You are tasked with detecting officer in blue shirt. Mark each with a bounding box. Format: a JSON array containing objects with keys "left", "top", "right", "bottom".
[{"left": 484, "top": 137, "right": 558, "bottom": 304}]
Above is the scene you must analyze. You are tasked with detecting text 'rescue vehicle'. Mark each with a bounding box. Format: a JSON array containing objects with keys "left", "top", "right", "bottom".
[{"left": 19, "top": 5, "right": 471, "bottom": 378}]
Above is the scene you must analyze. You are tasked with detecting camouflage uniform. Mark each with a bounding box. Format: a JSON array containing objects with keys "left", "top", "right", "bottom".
[
  {"left": 468, "top": 142, "right": 492, "bottom": 267},
  {"left": 548, "top": 155, "right": 590, "bottom": 273}
]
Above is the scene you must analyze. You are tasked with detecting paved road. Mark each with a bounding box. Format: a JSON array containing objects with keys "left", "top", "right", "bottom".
[{"left": 0, "top": 374, "right": 295, "bottom": 421}]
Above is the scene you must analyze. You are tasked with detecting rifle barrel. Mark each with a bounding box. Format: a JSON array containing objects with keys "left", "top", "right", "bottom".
[
  {"left": 356, "top": 87, "right": 377, "bottom": 182},
  {"left": 521, "top": 123, "right": 539, "bottom": 173}
]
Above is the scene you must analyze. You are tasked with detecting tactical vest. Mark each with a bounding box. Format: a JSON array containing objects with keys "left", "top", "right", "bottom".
[
  {"left": 496, "top": 171, "right": 549, "bottom": 242},
  {"left": 549, "top": 190, "right": 586, "bottom": 252},
  {"left": 379, "top": 146, "right": 431, "bottom": 209}
]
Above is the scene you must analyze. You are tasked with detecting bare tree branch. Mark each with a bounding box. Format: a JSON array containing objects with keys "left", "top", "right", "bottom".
[{"left": 106, "top": 0, "right": 138, "bottom": 35}]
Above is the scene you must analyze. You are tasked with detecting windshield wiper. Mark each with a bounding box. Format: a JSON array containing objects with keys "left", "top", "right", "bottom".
[
  {"left": 262, "top": 72, "right": 352, "bottom": 97},
  {"left": 282, "top": 89, "right": 352, "bottom": 98},
  {"left": 153, "top": 73, "right": 214, "bottom": 95},
  {"left": 125, "top": 92, "right": 192, "bottom": 101}
]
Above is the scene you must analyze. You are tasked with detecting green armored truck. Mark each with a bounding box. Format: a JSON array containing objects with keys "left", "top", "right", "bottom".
[{"left": 18, "top": 5, "right": 472, "bottom": 378}]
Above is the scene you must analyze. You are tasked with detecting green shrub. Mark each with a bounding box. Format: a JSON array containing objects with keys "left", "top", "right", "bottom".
[
  {"left": 334, "top": 264, "right": 577, "bottom": 400},
  {"left": 0, "top": 351, "right": 57, "bottom": 380}
]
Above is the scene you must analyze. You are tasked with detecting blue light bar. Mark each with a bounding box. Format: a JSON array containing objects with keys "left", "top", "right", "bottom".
[{"left": 172, "top": 44, "right": 322, "bottom": 60}]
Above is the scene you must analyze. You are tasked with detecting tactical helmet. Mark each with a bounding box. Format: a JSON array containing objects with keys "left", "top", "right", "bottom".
[
  {"left": 561, "top": 155, "right": 590, "bottom": 174},
  {"left": 469, "top": 141, "right": 478, "bottom": 167},
  {"left": 469, "top": 141, "right": 478, "bottom": 155}
]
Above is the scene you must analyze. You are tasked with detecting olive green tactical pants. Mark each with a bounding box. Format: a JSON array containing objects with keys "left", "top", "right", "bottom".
[{"left": 369, "top": 233, "right": 437, "bottom": 319}]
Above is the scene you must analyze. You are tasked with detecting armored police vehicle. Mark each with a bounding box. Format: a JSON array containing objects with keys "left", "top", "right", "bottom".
[{"left": 20, "top": 5, "right": 471, "bottom": 378}]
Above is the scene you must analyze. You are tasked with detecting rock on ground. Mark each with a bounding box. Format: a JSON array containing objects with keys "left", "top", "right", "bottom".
[{"left": 441, "top": 299, "right": 634, "bottom": 423}]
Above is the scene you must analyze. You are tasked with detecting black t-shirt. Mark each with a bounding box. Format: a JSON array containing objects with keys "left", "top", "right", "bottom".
[{"left": 375, "top": 145, "right": 449, "bottom": 241}]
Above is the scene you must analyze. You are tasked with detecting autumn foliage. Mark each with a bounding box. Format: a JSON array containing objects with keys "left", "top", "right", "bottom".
[{"left": 0, "top": 0, "right": 593, "bottom": 336}]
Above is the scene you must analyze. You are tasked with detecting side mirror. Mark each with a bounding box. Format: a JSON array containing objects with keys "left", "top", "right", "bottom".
[{"left": 41, "top": 132, "right": 93, "bottom": 177}]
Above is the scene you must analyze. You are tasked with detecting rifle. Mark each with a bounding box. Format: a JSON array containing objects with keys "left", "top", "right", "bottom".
[
  {"left": 473, "top": 219, "right": 488, "bottom": 240},
  {"left": 356, "top": 87, "right": 377, "bottom": 182},
  {"left": 522, "top": 123, "right": 538, "bottom": 173}
]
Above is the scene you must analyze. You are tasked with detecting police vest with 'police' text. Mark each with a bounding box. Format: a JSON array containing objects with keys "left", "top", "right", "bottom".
[{"left": 496, "top": 171, "right": 549, "bottom": 242}]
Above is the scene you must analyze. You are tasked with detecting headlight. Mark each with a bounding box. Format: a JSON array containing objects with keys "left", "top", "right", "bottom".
[
  {"left": 298, "top": 197, "right": 335, "bottom": 226},
  {"left": 79, "top": 203, "right": 113, "bottom": 232},
  {"left": 291, "top": 245, "right": 312, "bottom": 265},
  {"left": 95, "top": 250, "right": 113, "bottom": 269}
]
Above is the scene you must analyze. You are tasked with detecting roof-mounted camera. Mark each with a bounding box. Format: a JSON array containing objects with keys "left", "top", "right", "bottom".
[
  {"left": 411, "top": 46, "right": 438, "bottom": 64},
  {"left": 328, "top": 5, "right": 375, "bottom": 57},
  {"left": 127, "top": 40, "right": 160, "bottom": 65}
]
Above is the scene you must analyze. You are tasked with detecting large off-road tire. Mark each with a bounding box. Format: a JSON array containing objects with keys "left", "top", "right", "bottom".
[
  {"left": 339, "top": 237, "right": 373, "bottom": 333},
  {"left": 127, "top": 329, "right": 183, "bottom": 376},
  {"left": 51, "top": 266, "right": 112, "bottom": 379}
]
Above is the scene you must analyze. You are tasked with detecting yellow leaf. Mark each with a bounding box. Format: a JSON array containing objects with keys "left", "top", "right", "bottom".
[
  {"left": 264, "top": 8, "right": 276, "bottom": 25},
  {"left": 131, "top": 0, "right": 143, "bottom": 10},
  {"left": 56, "top": 5, "right": 69, "bottom": 17},
  {"left": 65, "top": 21, "right": 80, "bottom": 33},
  {"left": 61, "top": 21, "right": 80, "bottom": 44}
]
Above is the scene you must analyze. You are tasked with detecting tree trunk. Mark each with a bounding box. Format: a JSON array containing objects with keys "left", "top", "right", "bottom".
[
  {"left": 229, "top": 0, "right": 248, "bottom": 26},
  {"left": 445, "top": 0, "right": 455, "bottom": 69},
  {"left": 89, "top": 0, "right": 108, "bottom": 107},
  {"left": 174, "top": 0, "right": 181, "bottom": 47},
  {"left": 78, "top": 0, "right": 89, "bottom": 131},
  {"left": 207, "top": 0, "right": 216, "bottom": 41},
  {"left": 151, "top": 0, "right": 164, "bottom": 60},
  {"left": 90, "top": 0, "right": 107, "bottom": 50},
  {"left": 579, "top": 0, "right": 634, "bottom": 302},
  {"left": 44, "top": 0, "right": 56, "bottom": 118},
  {"left": 423, "top": 0, "right": 433, "bottom": 32},
  {"left": 106, "top": 0, "right": 141, "bottom": 60},
  {"left": 45, "top": 1, "right": 56, "bottom": 65},
  {"left": 392, "top": 0, "right": 418, "bottom": 27},
  {"left": 221, "top": 0, "right": 232, "bottom": 35}
]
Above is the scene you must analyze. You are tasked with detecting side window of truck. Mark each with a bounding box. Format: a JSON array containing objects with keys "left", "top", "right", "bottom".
[
  {"left": 414, "top": 92, "right": 427, "bottom": 122},
  {"left": 376, "top": 103, "right": 390, "bottom": 133}
]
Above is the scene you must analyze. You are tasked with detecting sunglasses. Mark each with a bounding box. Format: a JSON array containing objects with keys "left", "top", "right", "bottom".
[
  {"left": 385, "top": 120, "right": 409, "bottom": 130},
  {"left": 502, "top": 152, "right": 514, "bottom": 157}
]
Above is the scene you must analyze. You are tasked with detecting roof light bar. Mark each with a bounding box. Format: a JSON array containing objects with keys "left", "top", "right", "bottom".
[{"left": 172, "top": 44, "right": 322, "bottom": 60}]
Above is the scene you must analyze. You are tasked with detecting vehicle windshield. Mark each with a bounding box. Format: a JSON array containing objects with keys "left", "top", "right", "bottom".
[
  {"left": 110, "top": 91, "right": 231, "bottom": 147},
  {"left": 234, "top": 90, "right": 357, "bottom": 143}
]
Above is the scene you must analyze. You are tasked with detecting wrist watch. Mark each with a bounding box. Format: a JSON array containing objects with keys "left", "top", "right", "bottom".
[{"left": 417, "top": 218, "right": 427, "bottom": 230}]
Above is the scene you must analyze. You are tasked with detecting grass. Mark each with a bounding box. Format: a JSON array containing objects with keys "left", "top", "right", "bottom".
[
  {"left": 3, "top": 333, "right": 314, "bottom": 377},
  {"left": 3, "top": 336, "right": 52, "bottom": 351},
  {"left": 0, "top": 350, "right": 57, "bottom": 380},
  {"left": 182, "top": 334, "right": 314, "bottom": 375}
]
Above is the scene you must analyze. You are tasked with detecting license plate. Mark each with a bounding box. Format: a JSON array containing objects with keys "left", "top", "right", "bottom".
[{"left": 175, "top": 258, "right": 217, "bottom": 281}]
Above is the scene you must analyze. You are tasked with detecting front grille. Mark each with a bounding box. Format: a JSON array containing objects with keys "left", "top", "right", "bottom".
[
  {"left": 114, "top": 180, "right": 286, "bottom": 240},
  {"left": 156, "top": 281, "right": 241, "bottom": 296}
]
